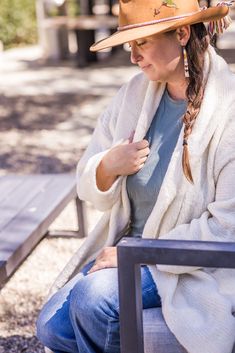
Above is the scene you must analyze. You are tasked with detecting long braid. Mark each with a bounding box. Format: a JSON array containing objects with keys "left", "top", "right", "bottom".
[{"left": 182, "top": 23, "right": 209, "bottom": 183}]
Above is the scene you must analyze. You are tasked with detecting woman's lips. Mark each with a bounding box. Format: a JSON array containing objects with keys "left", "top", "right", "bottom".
[{"left": 140, "top": 64, "right": 151, "bottom": 70}]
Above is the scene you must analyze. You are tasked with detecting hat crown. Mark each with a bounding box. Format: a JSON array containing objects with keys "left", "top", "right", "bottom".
[{"left": 119, "top": 0, "right": 200, "bottom": 27}]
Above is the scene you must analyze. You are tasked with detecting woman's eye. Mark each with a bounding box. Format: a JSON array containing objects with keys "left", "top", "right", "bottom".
[{"left": 137, "top": 41, "right": 146, "bottom": 47}]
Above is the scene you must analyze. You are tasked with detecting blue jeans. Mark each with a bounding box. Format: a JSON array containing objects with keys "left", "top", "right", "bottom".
[{"left": 36, "top": 260, "right": 161, "bottom": 353}]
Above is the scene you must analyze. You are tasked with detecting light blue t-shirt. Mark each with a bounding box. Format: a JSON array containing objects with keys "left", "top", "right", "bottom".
[{"left": 126, "top": 89, "right": 187, "bottom": 237}]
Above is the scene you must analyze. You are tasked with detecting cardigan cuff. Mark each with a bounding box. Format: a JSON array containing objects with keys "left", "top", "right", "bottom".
[{"left": 77, "top": 150, "right": 122, "bottom": 211}]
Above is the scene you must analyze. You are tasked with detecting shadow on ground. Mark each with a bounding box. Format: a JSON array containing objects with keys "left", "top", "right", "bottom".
[
  {"left": 0, "top": 92, "right": 101, "bottom": 174},
  {"left": 0, "top": 93, "right": 98, "bottom": 131},
  {"left": 0, "top": 335, "right": 44, "bottom": 353},
  {"left": 18, "top": 47, "right": 133, "bottom": 71},
  {"left": 0, "top": 48, "right": 136, "bottom": 175},
  {"left": 0, "top": 150, "right": 77, "bottom": 174}
]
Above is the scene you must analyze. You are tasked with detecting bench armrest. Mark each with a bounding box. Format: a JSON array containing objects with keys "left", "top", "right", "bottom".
[{"left": 117, "top": 237, "right": 235, "bottom": 353}]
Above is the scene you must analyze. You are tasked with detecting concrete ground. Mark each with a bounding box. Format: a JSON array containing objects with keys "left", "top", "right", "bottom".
[{"left": 0, "top": 27, "right": 234, "bottom": 352}]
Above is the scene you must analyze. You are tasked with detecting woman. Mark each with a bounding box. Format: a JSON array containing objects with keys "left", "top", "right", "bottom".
[{"left": 37, "top": 1, "right": 235, "bottom": 353}]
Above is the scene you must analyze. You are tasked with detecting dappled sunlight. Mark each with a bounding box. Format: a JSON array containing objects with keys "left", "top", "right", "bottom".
[
  {"left": 0, "top": 46, "right": 137, "bottom": 96},
  {"left": 0, "top": 93, "right": 100, "bottom": 131},
  {"left": 0, "top": 92, "right": 111, "bottom": 173},
  {"left": 0, "top": 46, "right": 138, "bottom": 176}
]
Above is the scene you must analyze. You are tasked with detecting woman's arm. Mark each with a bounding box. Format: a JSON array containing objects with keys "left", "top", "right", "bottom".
[
  {"left": 96, "top": 137, "right": 149, "bottom": 191},
  {"left": 76, "top": 82, "right": 149, "bottom": 211},
  {"left": 76, "top": 97, "right": 123, "bottom": 211}
]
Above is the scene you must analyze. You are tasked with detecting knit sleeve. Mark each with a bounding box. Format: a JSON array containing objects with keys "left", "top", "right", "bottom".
[
  {"left": 157, "top": 112, "right": 235, "bottom": 274},
  {"left": 76, "top": 86, "right": 126, "bottom": 212}
]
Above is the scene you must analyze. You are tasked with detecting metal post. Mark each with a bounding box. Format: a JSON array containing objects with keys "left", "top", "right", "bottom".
[
  {"left": 75, "top": 197, "right": 86, "bottom": 238},
  {"left": 118, "top": 247, "right": 145, "bottom": 353}
]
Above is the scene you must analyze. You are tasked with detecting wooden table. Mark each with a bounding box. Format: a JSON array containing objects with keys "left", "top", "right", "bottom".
[
  {"left": 42, "top": 15, "right": 118, "bottom": 31},
  {"left": 42, "top": 15, "right": 118, "bottom": 66},
  {"left": 0, "top": 174, "right": 86, "bottom": 288}
]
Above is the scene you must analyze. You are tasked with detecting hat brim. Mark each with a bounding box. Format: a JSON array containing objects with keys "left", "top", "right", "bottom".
[{"left": 90, "top": 6, "right": 228, "bottom": 52}]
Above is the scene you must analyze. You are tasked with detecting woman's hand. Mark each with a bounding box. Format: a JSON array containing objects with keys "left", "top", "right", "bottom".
[
  {"left": 88, "top": 247, "right": 117, "bottom": 274},
  {"left": 96, "top": 135, "right": 150, "bottom": 191},
  {"left": 103, "top": 138, "right": 150, "bottom": 177}
]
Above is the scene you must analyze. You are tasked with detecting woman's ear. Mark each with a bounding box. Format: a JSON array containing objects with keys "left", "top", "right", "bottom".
[{"left": 176, "top": 25, "right": 191, "bottom": 46}]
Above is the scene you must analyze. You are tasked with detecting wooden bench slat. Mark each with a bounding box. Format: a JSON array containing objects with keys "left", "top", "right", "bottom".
[
  {"left": 0, "top": 174, "right": 76, "bottom": 249},
  {"left": 0, "top": 174, "right": 77, "bottom": 284},
  {"left": 0, "top": 176, "right": 53, "bottom": 231},
  {"left": 0, "top": 177, "right": 24, "bottom": 203}
]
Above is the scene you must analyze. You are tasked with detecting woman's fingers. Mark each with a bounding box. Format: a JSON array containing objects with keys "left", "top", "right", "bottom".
[
  {"left": 138, "top": 146, "right": 150, "bottom": 158},
  {"left": 101, "top": 138, "right": 150, "bottom": 177},
  {"left": 135, "top": 139, "right": 149, "bottom": 150},
  {"left": 88, "top": 247, "right": 118, "bottom": 274},
  {"left": 88, "top": 260, "right": 116, "bottom": 274},
  {"left": 88, "top": 261, "right": 107, "bottom": 274},
  {"left": 137, "top": 162, "right": 146, "bottom": 171},
  {"left": 139, "top": 156, "right": 148, "bottom": 164}
]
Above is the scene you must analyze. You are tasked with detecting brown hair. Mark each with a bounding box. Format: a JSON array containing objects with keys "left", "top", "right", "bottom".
[{"left": 182, "top": 23, "right": 209, "bottom": 183}]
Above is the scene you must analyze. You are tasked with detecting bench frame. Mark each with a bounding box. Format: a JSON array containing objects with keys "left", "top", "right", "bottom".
[{"left": 117, "top": 237, "right": 235, "bottom": 353}]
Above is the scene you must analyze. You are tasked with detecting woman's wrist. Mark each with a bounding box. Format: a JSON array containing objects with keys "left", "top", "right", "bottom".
[{"left": 96, "top": 159, "right": 118, "bottom": 192}]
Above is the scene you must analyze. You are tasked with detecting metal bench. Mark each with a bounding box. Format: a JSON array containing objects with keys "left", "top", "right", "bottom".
[
  {"left": 0, "top": 174, "right": 86, "bottom": 288},
  {"left": 117, "top": 238, "right": 235, "bottom": 353}
]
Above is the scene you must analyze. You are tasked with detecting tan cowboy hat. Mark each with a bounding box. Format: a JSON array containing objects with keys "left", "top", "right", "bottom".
[{"left": 90, "top": 0, "right": 229, "bottom": 52}]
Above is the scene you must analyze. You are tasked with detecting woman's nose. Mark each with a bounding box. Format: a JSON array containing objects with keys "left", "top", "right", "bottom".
[{"left": 130, "top": 46, "right": 142, "bottom": 64}]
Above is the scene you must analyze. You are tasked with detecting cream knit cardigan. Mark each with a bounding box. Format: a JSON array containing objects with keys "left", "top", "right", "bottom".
[{"left": 51, "top": 46, "right": 235, "bottom": 353}]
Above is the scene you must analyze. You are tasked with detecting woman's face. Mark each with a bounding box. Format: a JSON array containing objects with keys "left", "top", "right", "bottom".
[{"left": 129, "top": 31, "right": 185, "bottom": 83}]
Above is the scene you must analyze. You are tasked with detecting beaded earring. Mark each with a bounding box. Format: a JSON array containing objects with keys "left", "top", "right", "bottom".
[
  {"left": 183, "top": 47, "right": 189, "bottom": 78},
  {"left": 183, "top": 46, "right": 189, "bottom": 78}
]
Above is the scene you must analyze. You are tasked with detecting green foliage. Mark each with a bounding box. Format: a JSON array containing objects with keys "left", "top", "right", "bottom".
[
  {"left": 45, "top": 0, "right": 79, "bottom": 17},
  {"left": 0, "top": 0, "right": 79, "bottom": 49},
  {"left": 67, "top": 0, "right": 80, "bottom": 17},
  {"left": 0, "top": 0, "right": 37, "bottom": 49}
]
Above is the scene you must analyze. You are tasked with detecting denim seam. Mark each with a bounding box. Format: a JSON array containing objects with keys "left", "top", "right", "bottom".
[{"left": 104, "top": 316, "right": 113, "bottom": 353}]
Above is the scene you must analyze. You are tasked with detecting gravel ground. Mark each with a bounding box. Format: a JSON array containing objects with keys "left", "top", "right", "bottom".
[{"left": 0, "top": 46, "right": 138, "bottom": 353}]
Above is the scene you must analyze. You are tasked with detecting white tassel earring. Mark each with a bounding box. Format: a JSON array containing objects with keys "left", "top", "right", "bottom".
[{"left": 183, "top": 46, "right": 189, "bottom": 78}]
